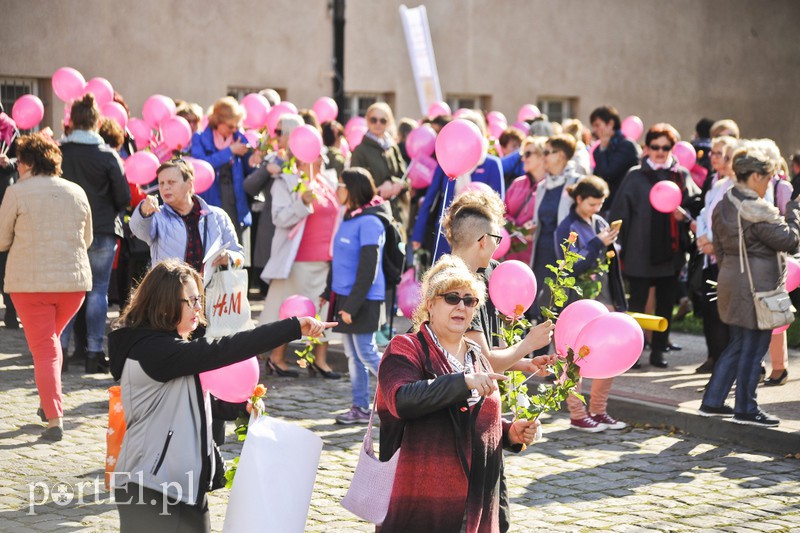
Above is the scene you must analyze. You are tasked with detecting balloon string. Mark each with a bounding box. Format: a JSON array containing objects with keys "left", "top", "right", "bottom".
[{"left": 433, "top": 177, "right": 451, "bottom": 260}]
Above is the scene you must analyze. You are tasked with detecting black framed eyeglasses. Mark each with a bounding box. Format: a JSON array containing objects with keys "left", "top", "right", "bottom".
[
  {"left": 437, "top": 292, "right": 480, "bottom": 308},
  {"left": 369, "top": 116, "right": 388, "bottom": 125},
  {"left": 182, "top": 295, "right": 203, "bottom": 309},
  {"left": 479, "top": 233, "right": 503, "bottom": 246}
]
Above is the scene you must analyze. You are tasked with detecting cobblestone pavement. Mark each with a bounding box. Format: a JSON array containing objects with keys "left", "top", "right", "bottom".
[{"left": 1, "top": 325, "right": 799, "bottom": 532}]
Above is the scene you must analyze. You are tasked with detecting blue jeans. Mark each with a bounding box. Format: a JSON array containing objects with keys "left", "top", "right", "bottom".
[
  {"left": 702, "top": 325, "right": 771, "bottom": 415},
  {"left": 62, "top": 234, "right": 117, "bottom": 353},
  {"left": 342, "top": 332, "right": 382, "bottom": 410}
]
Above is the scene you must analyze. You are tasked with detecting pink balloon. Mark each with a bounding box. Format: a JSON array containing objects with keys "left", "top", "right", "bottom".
[
  {"left": 407, "top": 155, "right": 438, "bottom": 189},
  {"left": 185, "top": 157, "right": 214, "bottom": 194},
  {"left": 458, "top": 181, "right": 494, "bottom": 197},
  {"left": 244, "top": 129, "right": 262, "bottom": 149},
  {"left": 672, "top": 141, "right": 697, "bottom": 169},
  {"left": 124, "top": 151, "right": 160, "bottom": 185},
  {"left": 241, "top": 93, "right": 271, "bottom": 130},
  {"left": 288, "top": 124, "right": 323, "bottom": 164},
  {"left": 649, "top": 180, "right": 682, "bottom": 213},
  {"left": 492, "top": 227, "right": 511, "bottom": 260},
  {"left": 589, "top": 139, "right": 600, "bottom": 169},
  {"left": 772, "top": 324, "right": 790, "bottom": 335},
  {"left": 513, "top": 121, "right": 531, "bottom": 135},
  {"left": 52, "top": 67, "right": 86, "bottom": 102},
  {"left": 62, "top": 102, "right": 72, "bottom": 127},
  {"left": 427, "top": 101, "right": 451, "bottom": 119},
  {"left": 161, "top": 116, "right": 192, "bottom": 151},
  {"left": 142, "top": 94, "right": 176, "bottom": 129},
  {"left": 517, "top": 104, "right": 541, "bottom": 122},
  {"left": 554, "top": 299, "right": 609, "bottom": 357},
  {"left": 11, "top": 95, "right": 44, "bottom": 130},
  {"left": 405, "top": 125, "right": 437, "bottom": 160},
  {"left": 690, "top": 164, "right": 709, "bottom": 189},
  {"left": 279, "top": 295, "right": 316, "bottom": 320},
  {"left": 786, "top": 257, "right": 800, "bottom": 292},
  {"left": 199, "top": 357, "right": 259, "bottom": 403},
  {"left": 265, "top": 103, "right": 297, "bottom": 136},
  {"left": 435, "top": 119, "right": 484, "bottom": 179},
  {"left": 488, "top": 121, "right": 507, "bottom": 140},
  {"left": 345, "top": 116, "right": 366, "bottom": 136},
  {"left": 488, "top": 260, "right": 538, "bottom": 317},
  {"left": 346, "top": 123, "right": 368, "bottom": 149},
  {"left": 620, "top": 115, "right": 644, "bottom": 141},
  {"left": 85, "top": 77, "right": 114, "bottom": 107},
  {"left": 574, "top": 313, "right": 644, "bottom": 379},
  {"left": 397, "top": 268, "right": 421, "bottom": 318},
  {"left": 487, "top": 111, "right": 507, "bottom": 125},
  {"left": 312, "top": 97, "right": 338, "bottom": 123},
  {"left": 453, "top": 108, "right": 471, "bottom": 119},
  {"left": 128, "top": 118, "right": 153, "bottom": 151},
  {"left": 101, "top": 102, "right": 128, "bottom": 130}
]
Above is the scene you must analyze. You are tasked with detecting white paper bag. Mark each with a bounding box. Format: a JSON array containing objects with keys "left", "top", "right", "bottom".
[
  {"left": 205, "top": 268, "right": 252, "bottom": 338},
  {"left": 222, "top": 416, "right": 323, "bottom": 533}
]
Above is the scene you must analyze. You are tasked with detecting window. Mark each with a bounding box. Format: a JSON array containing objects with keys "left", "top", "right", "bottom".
[
  {"left": 536, "top": 97, "right": 577, "bottom": 124},
  {"left": 1, "top": 77, "right": 41, "bottom": 130},
  {"left": 446, "top": 94, "right": 491, "bottom": 113},
  {"left": 342, "top": 93, "right": 394, "bottom": 122}
]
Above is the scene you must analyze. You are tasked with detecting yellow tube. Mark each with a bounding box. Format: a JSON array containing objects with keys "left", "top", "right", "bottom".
[{"left": 626, "top": 312, "right": 668, "bottom": 332}]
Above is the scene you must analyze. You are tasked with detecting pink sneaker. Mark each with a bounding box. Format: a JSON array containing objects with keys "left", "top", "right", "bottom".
[
  {"left": 570, "top": 416, "right": 607, "bottom": 432},
  {"left": 590, "top": 413, "right": 627, "bottom": 430}
]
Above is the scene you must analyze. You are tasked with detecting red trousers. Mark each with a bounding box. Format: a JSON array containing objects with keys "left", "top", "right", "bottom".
[{"left": 11, "top": 292, "right": 85, "bottom": 420}]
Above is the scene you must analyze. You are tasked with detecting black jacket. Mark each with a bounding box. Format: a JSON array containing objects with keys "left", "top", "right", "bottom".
[
  {"left": 61, "top": 141, "right": 130, "bottom": 237},
  {"left": 593, "top": 131, "right": 640, "bottom": 208}
]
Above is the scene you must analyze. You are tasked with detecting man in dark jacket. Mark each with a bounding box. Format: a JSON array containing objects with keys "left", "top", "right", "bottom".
[
  {"left": 590, "top": 105, "right": 640, "bottom": 211},
  {"left": 0, "top": 104, "right": 18, "bottom": 328},
  {"left": 60, "top": 94, "right": 130, "bottom": 372}
]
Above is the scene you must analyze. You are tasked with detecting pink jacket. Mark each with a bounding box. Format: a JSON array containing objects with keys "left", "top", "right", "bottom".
[{"left": 504, "top": 175, "right": 537, "bottom": 263}]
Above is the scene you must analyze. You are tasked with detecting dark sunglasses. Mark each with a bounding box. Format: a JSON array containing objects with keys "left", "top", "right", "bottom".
[
  {"left": 478, "top": 233, "right": 503, "bottom": 246},
  {"left": 369, "top": 116, "right": 388, "bottom": 125},
  {"left": 648, "top": 144, "right": 673, "bottom": 152},
  {"left": 438, "top": 292, "right": 480, "bottom": 308},
  {"left": 543, "top": 149, "right": 560, "bottom": 156},
  {"left": 523, "top": 150, "right": 539, "bottom": 159}
]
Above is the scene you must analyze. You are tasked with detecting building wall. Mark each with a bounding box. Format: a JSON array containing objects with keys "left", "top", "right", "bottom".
[{"left": 2, "top": 0, "right": 798, "bottom": 152}]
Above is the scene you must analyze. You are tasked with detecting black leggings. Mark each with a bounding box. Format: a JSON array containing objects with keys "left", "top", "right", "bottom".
[
  {"left": 116, "top": 483, "right": 210, "bottom": 533},
  {"left": 627, "top": 275, "right": 677, "bottom": 353}
]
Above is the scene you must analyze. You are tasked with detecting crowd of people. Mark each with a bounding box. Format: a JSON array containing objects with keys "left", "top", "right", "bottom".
[{"left": 1, "top": 91, "right": 798, "bottom": 531}]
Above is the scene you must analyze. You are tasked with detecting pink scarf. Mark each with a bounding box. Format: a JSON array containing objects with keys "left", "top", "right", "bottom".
[{"left": 213, "top": 129, "right": 234, "bottom": 151}]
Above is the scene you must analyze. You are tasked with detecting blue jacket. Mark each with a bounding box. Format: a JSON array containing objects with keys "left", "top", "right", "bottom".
[
  {"left": 411, "top": 154, "right": 505, "bottom": 260},
  {"left": 129, "top": 195, "right": 244, "bottom": 269},
  {"left": 502, "top": 151, "right": 523, "bottom": 183},
  {"left": 190, "top": 128, "right": 252, "bottom": 227}
]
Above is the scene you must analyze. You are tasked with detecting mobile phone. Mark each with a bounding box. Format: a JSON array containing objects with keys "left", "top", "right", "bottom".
[{"left": 610, "top": 219, "right": 623, "bottom": 232}]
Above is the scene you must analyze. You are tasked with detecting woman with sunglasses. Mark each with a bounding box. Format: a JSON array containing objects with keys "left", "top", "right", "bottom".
[
  {"left": 109, "top": 259, "right": 333, "bottom": 532},
  {"left": 693, "top": 136, "right": 737, "bottom": 374},
  {"left": 609, "top": 123, "right": 700, "bottom": 368},
  {"left": 376, "top": 254, "right": 541, "bottom": 532},
  {"left": 350, "top": 103, "right": 409, "bottom": 232},
  {"left": 504, "top": 136, "right": 547, "bottom": 263}
]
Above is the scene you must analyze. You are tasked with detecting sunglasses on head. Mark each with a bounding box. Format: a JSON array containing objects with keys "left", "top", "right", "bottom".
[
  {"left": 369, "top": 116, "right": 388, "bottom": 125},
  {"left": 648, "top": 144, "right": 673, "bottom": 152},
  {"left": 438, "top": 292, "right": 480, "bottom": 307}
]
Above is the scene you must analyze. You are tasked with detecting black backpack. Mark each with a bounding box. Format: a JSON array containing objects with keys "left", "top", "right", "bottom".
[{"left": 368, "top": 212, "right": 406, "bottom": 287}]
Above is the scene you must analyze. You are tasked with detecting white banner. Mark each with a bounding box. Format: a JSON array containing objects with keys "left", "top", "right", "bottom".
[{"left": 399, "top": 4, "right": 442, "bottom": 116}]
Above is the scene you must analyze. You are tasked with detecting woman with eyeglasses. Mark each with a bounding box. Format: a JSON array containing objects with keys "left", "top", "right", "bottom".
[
  {"left": 504, "top": 136, "right": 547, "bottom": 263},
  {"left": 191, "top": 97, "right": 257, "bottom": 244},
  {"left": 693, "top": 136, "right": 737, "bottom": 374},
  {"left": 376, "top": 254, "right": 541, "bottom": 532},
  {"left": 259, "top": 114, "right": 341, "bottom": 379},
  {"left": 0, "top": 133, "right": 92, "bottom": 441},
  {"left": 350, "top": 103, "right": 409, "bottom": 232},
  {"left": 609, "top": 123, "right": 700, "bottom": 368},
  {"left": 109, "top": 259, "right": 333, "bottom": 532},
  {"left": 699, "top": 142, "right": 800, "bottom": 426},
  {"left": 530, "top": 134, "right": 582, "bottom": 315}
]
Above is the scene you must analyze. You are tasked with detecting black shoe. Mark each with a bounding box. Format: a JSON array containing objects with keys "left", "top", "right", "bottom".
[
  {"left": 266, "top": 360, "right": 299, "bottom": 378},
  {"left": 759, "top": 365, "right": 767, "bottom": 384},
  {"left": 41, "top": 426, "right": 63, "bottom": 441},
  {"left": 698, "top": 403, "right": 734, "bottom": 417},
  {"left": 309, "top": 363, "right": 341, "bottom": 380},
  {"left": 665, "top": 343, "right": 682, "bottom": 352},
  {"left": 732, "top": 410, "right": 780, "bottom": 427},
  {"left": 763, "top": 370, "right": 788, "bottom": 386},
  {"left": 37, "top": 407, "right": 47, "bottom": 423},
  {"left": 85, "top": 351, "right": 110, "bottom": 374},
  {"left": 695, "top": 359, "right": 715, "bottom": 374},
  {"left": 70, "top": 347, "right": 88, "bottom": 361},
  {"left": 650, "top": 351, "right": 668, "bottom": 368}
]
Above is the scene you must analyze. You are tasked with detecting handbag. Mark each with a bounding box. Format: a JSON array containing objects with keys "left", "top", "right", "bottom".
[
  {"left": 340, "top": 389, "right": 400, "bottom": 526},
  {"left": 205, "top": 267, "right": 253, "bottom": 338},
  {"left": 737, "top": 209, "right": 795, "bottom": 330}
]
